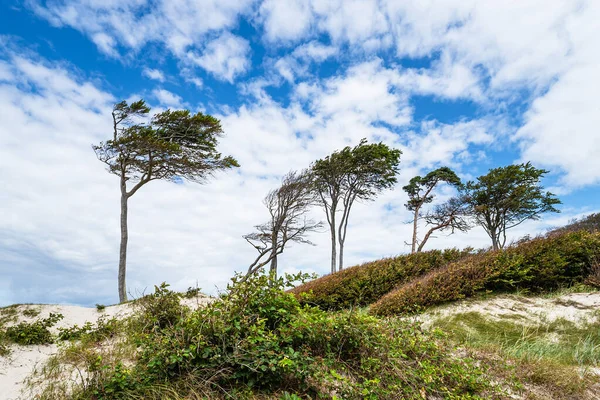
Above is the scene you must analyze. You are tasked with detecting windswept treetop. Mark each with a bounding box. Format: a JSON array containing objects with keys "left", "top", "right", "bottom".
[
  {"left": 403, "top": 167, "right": 462, "bottom": 212},
  {"left": 94, "top": 100, "right": 239, "bottom": 192},
  {"left": 465, "top": 162, "right": 561, "bottom": 250}
]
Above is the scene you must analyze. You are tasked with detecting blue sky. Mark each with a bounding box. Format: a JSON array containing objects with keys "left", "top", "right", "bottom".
[{"left": 1, "top": 0, "right": 598, "bottom": 307}]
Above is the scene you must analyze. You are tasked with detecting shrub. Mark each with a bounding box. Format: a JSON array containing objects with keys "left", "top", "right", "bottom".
[
  {"left": 371, "top": 231, "right": 600, "bottom": 316},
  {"left": 78, "top": 272, "right": 498, "bottom": 399},
  {"left": 290, "top": 248, "right": 472, "bottom": 310},
  {"left": 96, "top": 304, "right": 106, "bottom": 312},
  {"left": 134, "top": 282, "right": 187, "bottom": 333},
  {"left": 22, "top": 308, "right": 41, "bottom": 318},
  {"left": 5, "top": 313, "right": 63, "bottom": 345}
]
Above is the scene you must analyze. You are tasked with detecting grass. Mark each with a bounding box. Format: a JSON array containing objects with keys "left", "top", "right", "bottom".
[{"left": 430, "top": 310, "right": 600, "bottom": 398}]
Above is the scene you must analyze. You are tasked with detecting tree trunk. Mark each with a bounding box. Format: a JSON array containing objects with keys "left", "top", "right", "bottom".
[
  {"left": 118, "top": 179, "right": 129, "bottom": 303},
  {"left": 411, "top": 208, "right": 419, "bottom": 253},
  {"left": 417, "top": 227, "right": 435, "bottom": 253},
  {"left": 330, "top": 211, "right": 337, "bottom": 274},
  {"left": 269, "top": 234, "right": 278, "bottom": 278},
  {"left": 490, "top": 229, "right": 499, "bottom": 251},
  {"left": 338, "top": 241, "right": 344, "bottom": 271}
]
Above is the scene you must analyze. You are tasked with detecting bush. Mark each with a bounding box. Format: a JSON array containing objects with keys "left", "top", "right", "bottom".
[
  {"left": 5, "top": 313, "right": 63, "bottom": 345},
  {"left": 78, "top": 272, "right": 498, "bottom": 399},
  {"left": 371, "top": 231, "right": 600, "bottom": 316},
  {"left": 290, "top": 249, "right": 472, "bottom": 310}
]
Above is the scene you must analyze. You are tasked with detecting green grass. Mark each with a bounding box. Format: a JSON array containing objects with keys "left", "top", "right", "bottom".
[
  {"left": 433, "top": 311, "right": 600, "bottom": 366},
  {"left": 430, "top": 310, "right": 600, "bottom": 398}
]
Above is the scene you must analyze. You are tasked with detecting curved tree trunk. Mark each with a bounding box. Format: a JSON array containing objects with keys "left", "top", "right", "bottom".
[{"left": 118, "top": 179, "right": 129, "bottom": 303}]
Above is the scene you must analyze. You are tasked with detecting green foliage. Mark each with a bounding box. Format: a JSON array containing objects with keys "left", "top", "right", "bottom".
[
  {"left": 370, "top": 231, "right": 600, "bottom": 315},
  {"left": 96, "top": 304, "right": 107, "bottom": 312},
  {"left": 94, "top": 100, "right": 239, "bottom": 186},
  {"left": 134, "top": 283, "right": 188, "bottom": 333},
  {"left": 5, "top": 313, "right": 63, "bottom": 345},
  {"left": 403, "top": 166, "right": 462, "bottom": 211},
  {"left": 183, "top": 286, "right": 201, "bottom": 299},
  {"left": 464, "top": 162, "right": 561, "bottom": 250},
  {"left": 22, "top": 308, "right": 41, "bottom": 318},
  {"left": 78, "top": 272, "right": 497, "bottom": 399},
  {"left": 57, "top": 316, "right": 119, "bottom": 342},
  {"left": 290, "top": 248, "right": 472, "bottom": 310}
]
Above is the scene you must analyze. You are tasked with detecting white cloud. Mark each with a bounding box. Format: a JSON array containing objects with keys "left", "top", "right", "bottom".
[
  {"left": 152, "top": 88, "right": 183, "bottom": 108},
  {"left": 143, "top": 68, "right": 166, "bottom": 82},
  {"left": 188, "top": 33, "right": 251, "bottom": 83},
  {"left": 30, "top": 0, "right": 255, "bottom": 81}
]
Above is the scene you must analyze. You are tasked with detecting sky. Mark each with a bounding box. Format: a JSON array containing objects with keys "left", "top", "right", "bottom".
[{"left": 1, "top": 0, "right": 599, "bottom": 307}]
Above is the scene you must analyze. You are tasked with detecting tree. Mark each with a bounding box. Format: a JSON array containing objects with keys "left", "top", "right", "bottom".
[
  {"left": 417, "top": 195, "right": 471, "bottom": 252},
  {"left": 464, "top": 162, "right": 561, "bottom": 250},
  {"left": 403, "top": 167, "right": 462, "bottom": 253},
  {"left": 312, "top": 139, "right": 401, "bottom": 273},
  {"left": 93, "top": 100, "right": 239, "bottom": 302},
  {"left": 244, "top": 170, "right": 322, "bottom": 280}
]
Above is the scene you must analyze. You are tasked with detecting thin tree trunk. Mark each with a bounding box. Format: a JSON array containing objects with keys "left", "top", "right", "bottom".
[
  {"left": 269, "top": 234, "right": 278, "bottom": 278},
  {"left": 491, "top": 229, "right": 499, "bottom": 251},
  {"left": 338, "top": 241, "right": 344, "bottom": 271},
  {"left": 417, "top": 227, "right": 435, "bottom": 253},
  {"left": 118, "top": 178, "right": 129, "bottom": 303},
  {"left": 330, "top": 207, "right": 337, "bottom": 274},
  {"left": 411, "top": 208, "right": 419, "bottom": 253}
]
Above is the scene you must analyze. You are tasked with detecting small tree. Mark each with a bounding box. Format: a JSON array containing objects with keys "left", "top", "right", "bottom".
[
  {"left": 244, "top": 170, "right": 322, "bottom": 280},
  {"left": 94, "top": 100, "right": 239, "bottom": 302},
  {"left": 403, "top": 167, "right": 462, "bottom": 253},
  {"left": 417, "top": 196, "right": 471, "bottom": 252},
  {"left": 313, "top": 139, "right": 401, "bottom": 273},
  {"left": 464, "top": 162, "right": 561, "bottom": 250}
]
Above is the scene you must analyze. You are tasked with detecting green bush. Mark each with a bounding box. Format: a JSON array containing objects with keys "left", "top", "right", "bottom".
[
  {"left": 5, "top": 313, "right": 63, "bottom": 345},
  {"left": 370, "top": 231, "right": 600, "bottom": 316},
  {"left": 290, "top": 249, "right": 472, "bottom": 310},
  {"left": 79, "top": 272, "right": 498, "bottom": 399}
]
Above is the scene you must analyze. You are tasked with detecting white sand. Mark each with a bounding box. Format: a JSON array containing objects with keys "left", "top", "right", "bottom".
[
  {"left": 421, "top": 291, "right": 600, "bottom": 328},
  {"left": 0, "top": 296, "right": 213, "bottom": 400}
]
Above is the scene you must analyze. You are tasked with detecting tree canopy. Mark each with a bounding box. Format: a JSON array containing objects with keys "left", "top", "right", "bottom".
[{"left": 464, "top": 162, "right": 561, "bottom": 250}]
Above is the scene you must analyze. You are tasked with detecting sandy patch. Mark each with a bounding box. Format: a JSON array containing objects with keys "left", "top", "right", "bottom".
[
  {"left": 421, "top": 291, "right": 600, "bottom": 328},
  {"left": 0, "top": 296, "right": 213, "bottom": 400}
]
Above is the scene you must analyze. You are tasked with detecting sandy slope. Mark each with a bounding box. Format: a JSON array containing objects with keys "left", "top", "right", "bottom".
[
  {"left": 421, "top": 291, "right": 600, "bottom": 327},
  {"left": 0, "top": 296, "right": 213, "bottom": 400}
]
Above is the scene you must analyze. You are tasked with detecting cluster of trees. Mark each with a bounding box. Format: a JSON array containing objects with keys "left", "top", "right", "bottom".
[{"left": 95, "top": 101, "right": 561, "bottom": 302}]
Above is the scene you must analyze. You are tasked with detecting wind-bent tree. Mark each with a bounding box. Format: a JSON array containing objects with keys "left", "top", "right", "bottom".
[
  {"left": 94, "top": 100, "right": 239, "bottom": 302},
  {"left": 464, "top": 162, "right": 561, "bottom": 250},
  {"left": 403, "top": 167, "right": 462, "bottom": 253},
  {"left": 313, "top": 139, "right": 401, "bottom": 273},
  {"left": 244, "top": 170, "right": 322, "bottom": 280},
  {"left": 417, "top": 196, "right": 471, "bottom": 252}
]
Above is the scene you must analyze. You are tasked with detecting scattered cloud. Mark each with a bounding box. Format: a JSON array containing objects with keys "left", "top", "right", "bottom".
[
  {"left": 152, "top": 88, "right": 183, "bottom": 108},
  {"left": 143, "top": 68, "right": 166, "bottom": 82},
  {"left": 187, "top": 33, "right": 251, "bottom": 83}
]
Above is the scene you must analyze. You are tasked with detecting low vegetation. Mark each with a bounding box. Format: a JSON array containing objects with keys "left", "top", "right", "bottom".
[
  {"left": 370, "top": 230, "right": 600, "bottom": 316},
  {"left": 290, "top": 248, "right": 471, "bottom": 310},
  {"left": 29, "top": 274, "right": 504, "bottom": 400},
  {"left": 431, "top": 310, "right": 600, "bottom": 398}
]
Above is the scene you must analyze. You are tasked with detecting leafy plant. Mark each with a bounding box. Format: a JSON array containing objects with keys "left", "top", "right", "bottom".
[
  {"left": 96, "top": 304, "right": 106, "bottom": 312},
  {"left": 76, "top": 272, "right": 497, "bottom": 399},
  {"left": 5, "top": 313, "right": 64, "bottom": 345},
  {"left": 22, "top": 308, "right": 41, "bottom": 318}
]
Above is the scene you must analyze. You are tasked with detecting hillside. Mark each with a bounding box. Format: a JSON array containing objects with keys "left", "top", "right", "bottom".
[{"left": 2, "top": 224, "right": 600, "bottom": 399}]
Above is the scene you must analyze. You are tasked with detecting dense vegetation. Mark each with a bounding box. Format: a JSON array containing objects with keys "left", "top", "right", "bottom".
[
  {"left": 290, "top": 248, "right": 472, "bottom": 310},
  {"left": 31, "top": 275, "right": 501, "bottom": 400},
  {"left": 370, "top": 230, "right": 600, "bottom": 315}
]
